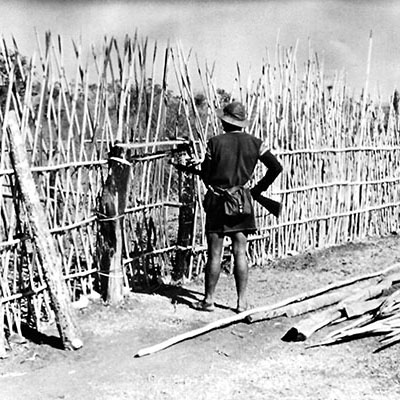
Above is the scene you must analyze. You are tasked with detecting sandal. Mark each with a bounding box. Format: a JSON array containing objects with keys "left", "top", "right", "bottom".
[{"left": 192, "top": 300, "right": 215, "bottom": 312}]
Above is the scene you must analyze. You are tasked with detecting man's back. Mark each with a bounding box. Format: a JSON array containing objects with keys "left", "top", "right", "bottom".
[{"left": 202, "top": 131, "right": 262, "bottom": 188}]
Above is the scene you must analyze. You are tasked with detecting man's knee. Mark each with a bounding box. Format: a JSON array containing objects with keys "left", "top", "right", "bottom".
[
  {"left": 207, "top": 233, "right": 224, "bottom": 260},
  {"left": 231, "top": 232, "right": 247, "bottom": 256}
]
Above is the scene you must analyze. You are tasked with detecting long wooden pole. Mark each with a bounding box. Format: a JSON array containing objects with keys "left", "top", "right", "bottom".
[
  {"left": 134, "top": 263, "right": 400, "bottom": 357},
  {"left": 7, "top": 111, "right": 82, "bottom": 350}
]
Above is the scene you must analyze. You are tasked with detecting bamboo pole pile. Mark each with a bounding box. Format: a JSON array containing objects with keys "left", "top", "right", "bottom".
[
  {"left": 307, "top": 280, "right": 400, "bottom": 351},
  {"left": 0, "top": 33, "right": 400, "bottom": 353},
  {"left": 134, "top": 264, "right": 400, "bottom": 357}
]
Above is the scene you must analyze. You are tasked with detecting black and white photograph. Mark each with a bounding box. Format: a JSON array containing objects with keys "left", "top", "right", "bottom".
[{"left": 0, "top": 1, "right": 400, "bottom": 399}]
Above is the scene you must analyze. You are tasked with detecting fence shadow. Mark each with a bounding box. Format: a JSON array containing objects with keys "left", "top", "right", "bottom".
[
  {"left": 21, "top": 324, "right": 64, "bottom": 350},
  {"left": 154, "top": 284, "right": 232, "bottom": 311}
]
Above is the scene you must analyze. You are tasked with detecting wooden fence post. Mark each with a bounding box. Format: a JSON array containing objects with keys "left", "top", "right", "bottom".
[
  {"left": 97, "top": 144, "right": 131, "bottom": 304},
  {"left": 7, "top": 111, "right": 82, "bottom": 350},
  {"left": 0, "top": 304, "right": 7, "bottom": 358},
  {"left": 174, "top": 168, "right": 196, "bottom": 280}
]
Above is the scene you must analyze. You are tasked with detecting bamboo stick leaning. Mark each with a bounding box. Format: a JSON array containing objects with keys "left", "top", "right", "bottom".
[{"left": 7, "top": 110, "right": 82, "bottom": 350}]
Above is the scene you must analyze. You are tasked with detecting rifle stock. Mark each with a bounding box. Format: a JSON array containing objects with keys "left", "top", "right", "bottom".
[{"left": 254, "top": 195, "right": 282, "bottom": 218}]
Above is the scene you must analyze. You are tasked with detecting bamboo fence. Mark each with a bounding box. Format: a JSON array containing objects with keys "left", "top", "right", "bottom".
[{"left": 0, "top": 33, "right": 400, "bottom": 347}]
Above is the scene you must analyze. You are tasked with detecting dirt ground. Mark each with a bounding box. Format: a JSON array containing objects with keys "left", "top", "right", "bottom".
[{"left": 1, "top": 235, "right": 400, "bottom": 400}]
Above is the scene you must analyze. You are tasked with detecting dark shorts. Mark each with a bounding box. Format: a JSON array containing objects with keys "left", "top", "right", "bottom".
[{"left": 204, "top": 190, "right": 257, "bottom": 235}]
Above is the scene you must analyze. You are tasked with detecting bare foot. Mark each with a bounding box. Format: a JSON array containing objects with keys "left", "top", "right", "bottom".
[
  {"left": 193, "top": 300, "right": 215, "bottom": 312},
  {"left": 235, "top": 301, "right": 248, "bottom": 313}
]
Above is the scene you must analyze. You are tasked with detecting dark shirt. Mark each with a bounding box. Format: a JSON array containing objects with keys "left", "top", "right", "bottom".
[
  {"left": 201, "top": 131, "right": 262, "bottom": 188},
  {"left": 198, "top": 129, "right": 283, "bottom": 233}
]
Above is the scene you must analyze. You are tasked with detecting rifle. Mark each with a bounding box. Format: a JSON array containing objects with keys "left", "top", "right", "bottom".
[{"left": 252, "top": 194, "right": 282, "bottom": 218}]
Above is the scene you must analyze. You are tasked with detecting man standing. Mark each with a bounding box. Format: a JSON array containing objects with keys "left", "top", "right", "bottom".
[{"left": 175, "top": 101, "right": 282, "bottom": 313}]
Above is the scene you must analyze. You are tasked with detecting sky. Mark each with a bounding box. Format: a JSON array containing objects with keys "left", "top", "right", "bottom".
[{"left": 1, "top": 0, "right": 400, "bottom": 98}]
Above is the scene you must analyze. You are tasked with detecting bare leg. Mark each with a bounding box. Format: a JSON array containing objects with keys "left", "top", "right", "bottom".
[
  {"left": 231, "top": 231, "right": 249, "bottom": 312},
  {"left": 204, "top": 232, "right": 224, "bottom": 305}
]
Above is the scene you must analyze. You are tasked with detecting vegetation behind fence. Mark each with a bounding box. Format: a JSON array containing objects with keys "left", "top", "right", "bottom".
[{"left": 1, "top": 33, "right": 399, "bottom": 350}]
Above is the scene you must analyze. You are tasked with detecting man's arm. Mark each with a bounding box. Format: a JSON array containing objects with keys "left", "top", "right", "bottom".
[{"left": 250, "top": 145, "right": 283, "bottom": 198}]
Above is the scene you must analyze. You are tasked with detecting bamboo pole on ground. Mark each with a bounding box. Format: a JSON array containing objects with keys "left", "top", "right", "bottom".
[
  {"left": 134, "top": 263, "right": 400, "bottom": 357},
  {"left": 248, "top": 284, "right": 362, "bottom": 324},
  {"left": 281, "top": 285, "right": 389, "bottom": 342},
  {"left": 7, "top": 110, "right": 82, "bottom": 350}
]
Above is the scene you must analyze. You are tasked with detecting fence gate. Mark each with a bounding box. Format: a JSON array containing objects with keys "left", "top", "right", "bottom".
[{"left": 96, "top": 139, "right": 204, "bottom": 300}]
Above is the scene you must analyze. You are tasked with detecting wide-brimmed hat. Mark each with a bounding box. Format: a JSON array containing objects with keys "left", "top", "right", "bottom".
[{"left": 216, "top": 101, "right": 250, "bottom": 128}]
